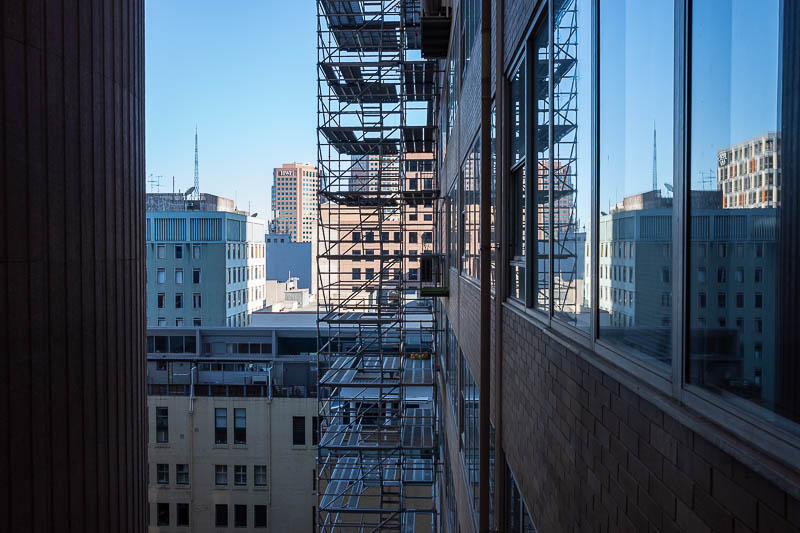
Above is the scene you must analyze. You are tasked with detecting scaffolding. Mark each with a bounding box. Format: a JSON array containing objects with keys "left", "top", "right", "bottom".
[
  {"left": 316, "top": 1, "right": 441, "bottom": 531},
  {"left": 537, "top": 0, "right": 580, "bottom": 319}
]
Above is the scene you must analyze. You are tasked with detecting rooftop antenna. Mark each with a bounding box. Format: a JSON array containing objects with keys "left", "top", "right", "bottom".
[
  {"left": 193, "top": 125, "right": 200, "bottom": 199},
  {"left": 172, "top": 175, "right": 175, "bottom": 194},
  {"left": 652, "top": 122, "right": 658, "bottom": 192},
  {"left": 147, "top": 173, "right": 162, "bottom": 193}
]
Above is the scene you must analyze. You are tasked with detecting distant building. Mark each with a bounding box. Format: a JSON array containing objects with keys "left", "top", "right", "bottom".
[
  {"left": 717, "top": 131, "right": 781, "bottom": 208},
  {"left": 146, "top": 325, "right": 319, "bottom": 533},
  {"left": 271, "top": 163, "right": 319, "bottom": 242},
  {"left": 265, "top": 232, "right": 312, "bottom": 290},
  {"left": 589, "top": 190, "right": 777, "bottom": 402},
  {"left": 146, "top": 193, "right": 267, "bottom": 327}
]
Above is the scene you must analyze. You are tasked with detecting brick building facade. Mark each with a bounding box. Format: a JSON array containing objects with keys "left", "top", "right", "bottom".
[{"left": 431, "top": 1, "right": 800, "bottom": 532}]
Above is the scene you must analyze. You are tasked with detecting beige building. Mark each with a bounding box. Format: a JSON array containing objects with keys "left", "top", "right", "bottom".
[
  {"left": 318, "top": 153, "right": 436, "bottom": 308},
  {"left": 271, "top": 162, "right": 319, "bottom": 243},
  {"left": 717, "top": 131, "right": 781, "bottom": 208},
  {"left": 146, "top": 327, "right": 320, "bottom": 532}
]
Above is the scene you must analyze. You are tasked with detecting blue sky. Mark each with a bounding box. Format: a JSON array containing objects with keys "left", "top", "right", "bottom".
[{"left": 145, "top": 0, "right": 317, "bottom": 221}]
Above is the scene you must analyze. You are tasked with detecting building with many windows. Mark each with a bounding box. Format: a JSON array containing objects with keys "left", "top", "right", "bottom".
[
  {"left": 146, "top": 193, "right": 267, "bottom": 327},
  {"left": 717, "top": 132, "right": 781, "bottom": 209},
  {"left": 271, "top": 163, "right": 319, "bottom": 243},
  {"left": 424, "top": 0, "right": 800, "bottom": 532},
  {"left": 146, "top": 324, "right": 319, "bottom": 533}
]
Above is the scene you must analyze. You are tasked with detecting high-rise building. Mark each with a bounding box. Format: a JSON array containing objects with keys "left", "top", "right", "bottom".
[
  {"left": 146, "top": 323, "right": 319, "bottom": 532},
  {"left": 717, "top": 132, "right": 781, "bottom": 209},
  {"left": 422, "top": 1, "right": 800, "bottom": 532},
  {"left": 271, "top": 163, "right": 319, "bottom": 242},
  {"left": 146, "top": 193, "right": 267, "bottom": 327}
]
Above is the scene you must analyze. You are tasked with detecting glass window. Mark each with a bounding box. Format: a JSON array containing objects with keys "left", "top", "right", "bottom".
[
  {"left": 292, "top": 416, "right": 305, "bottom": 445},
  {"left": 532, "top": 25, "right": 550, "bottom": 313},
  {"left": 157, "top": 244, "right": 166, "bottom": 259},
  {"left": 553, "top": 0, "right": 591, "bottom": 330},
  {"left": 175, "top": 268, "right": 183, "bottom": 284},
  {"left": 599, "top": 0, "right": 674, "bottom": 368},
  {"left": 510, "top": 59, "right": 525, "bottom": 165},
  {"left": 156, "top": 407, "right": 168, "bottom": 443},
  {"left": 215, "top": 464, "right": 228, "bottom": 485},
  {"left": 174, "top": 245, "right": 183, "bottom": 259},
  {"left": 215, "top": 504, "right": 228, "bottom": 527},
  {"left": 234, "top": 465, "right": 247, "bottom": 486},
  {"left": 157, "top": 268, "right": 166, "bottom": 284},
  {"left": 460, "top": 356, "right": 479, "bottom": 517},
  {"left": 157, "top": 463, "right": 169, "bottom": 484},
  {"left": 254, "top": 505, "right": 267, "bottom": 528},
  {"left": 157, "top": 503, "right": 169, "bottom": 526},
  {"left": 509, "top": 165, "right": 526, "bottom": 301},
  {"left": 462, "top": 138, "right": 480, "bottom": 278},
  {"left": 234, "top": 408, "right": 246, "bottom": 444},
  {"left": 688, "top": 0, "right": 789, "bottom": 422},
  {"left": 176, "top": 503, "right": 189, "bottom": 526},
  {"left": 176, "top": 464, "right": 189, "bottom": 485},
  {"left": 254, "top": 465, "right": 267, "bottom": 486},
  {"left": 448, "top": 181, "right": 458, "bottom": 268},
  {"left": 215, "top": 408, "right": 227, "bottom": 445}
]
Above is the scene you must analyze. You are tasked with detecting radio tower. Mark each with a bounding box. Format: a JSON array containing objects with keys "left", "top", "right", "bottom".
[
  {"left": 193, "top": 125, "right": 200, "bottom": 199},
  {"left": 652, "top": 123, "right": 658, "bottom": 192}
]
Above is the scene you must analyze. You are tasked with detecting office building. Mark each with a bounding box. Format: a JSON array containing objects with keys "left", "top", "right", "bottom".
[
  {"left": 717, "top": 132, "right": 781, "bottom": 209},
  {"left": 271, "top": 163, "right": 319, "bottom": 243},
  {"left": 147, "top": 193, "right": 267, "bottom": 327},
  {"left": 146, "top": 323, "right": 319, "bottom": 532},
  {"left": 0, "top": 2, "right": 147, "bottom": 530},
  {"left": 422, "top": 0, "right": 800, "bottom": 532}
]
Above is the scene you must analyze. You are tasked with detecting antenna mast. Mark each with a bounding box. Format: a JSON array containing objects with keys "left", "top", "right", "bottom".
[
  {"left": 193, "top": 125, "right": 200, "bottom": 199},
  {"left": 652, "top": 123, "right": 658, "bottom": 192}
]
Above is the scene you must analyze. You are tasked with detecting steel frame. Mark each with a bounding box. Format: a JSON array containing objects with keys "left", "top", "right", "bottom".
[{"left": 316, "top": 2, "right": 441, "bottom": 531}]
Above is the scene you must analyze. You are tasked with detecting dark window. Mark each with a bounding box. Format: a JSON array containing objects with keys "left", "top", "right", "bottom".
[
  {"left": 234, "top": 408, "right": 246, "bottom": 444},
  {"left": 157, "top": 503, "right": 169, "bottom": 526},
  {"left": 215, "top": 408, "right": 227, "bottom": 444},
  {"left": 409, "top": 232, "right": 418, "bottom": 243},
  {"left": 215, "top": 504, "right": 228, "bottom": 527},
  {"left": 254, "top": 505, "right": 267, "bottom": 528},
  {"left": 192, "top": 268, "right": 201, "bottom": 284},
  {"left": 175, "top": 245, "right": 183, "bottom": 259},
  {"left": 234, "top": 505, "right": 247, "bottom": 528},
  {"left": 293, "top": 416, "right": 306, "bottom": 445},
  {"left": 175, "top": 293, "right": 184, "bottom": 309},
  {"left": 177, "top": 503, "right": 189, "bottom": 527},
  {"left": 156, "top": 407, "right": 168, "bottom": 443},
  {"left": 312, "top": 416, "right": 319, "bottom": 446},
  {"left": 157, "top": 463, "right": 169, "bottom": 484}
]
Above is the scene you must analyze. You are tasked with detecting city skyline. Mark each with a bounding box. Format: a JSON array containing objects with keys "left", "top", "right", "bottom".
[{"left": 144, "top": 0, "right": 317, "bottom": 222}]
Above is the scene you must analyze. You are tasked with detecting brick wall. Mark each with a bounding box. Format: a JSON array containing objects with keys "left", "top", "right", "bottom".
[{"left": 442, "top": 274, "right": 800, "bottom": 532}]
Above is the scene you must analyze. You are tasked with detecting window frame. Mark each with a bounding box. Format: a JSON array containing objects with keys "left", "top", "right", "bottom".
[{"left": 494, "top": 0, "right": 800, "bottom": 471}]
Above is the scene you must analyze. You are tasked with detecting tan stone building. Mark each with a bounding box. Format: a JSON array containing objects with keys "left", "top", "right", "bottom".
[
  {"left": 271, "top": 162, "right": 319, "bottom": 243},
  {"left": 146, "top": 326, "right": 320, "bottom": 532}
]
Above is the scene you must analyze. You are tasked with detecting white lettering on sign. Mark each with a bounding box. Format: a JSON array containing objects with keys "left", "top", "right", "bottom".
[{"left": 277, "top": 170, "right": 295, "bottom": 177}]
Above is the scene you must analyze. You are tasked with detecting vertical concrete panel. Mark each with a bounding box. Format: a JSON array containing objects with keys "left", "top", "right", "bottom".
[{"left": 0, "top": 1, "right": 146, "bottom": 531}]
